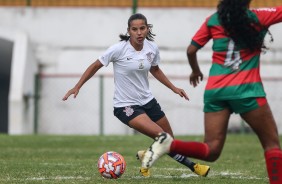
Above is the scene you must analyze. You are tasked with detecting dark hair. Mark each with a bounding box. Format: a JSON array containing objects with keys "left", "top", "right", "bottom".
[
  {"left": 217, "top": 0, "right": 272, "bottom": 51},
  {"left": 119, "top": 13, "right": 156, "bottom": 41}
]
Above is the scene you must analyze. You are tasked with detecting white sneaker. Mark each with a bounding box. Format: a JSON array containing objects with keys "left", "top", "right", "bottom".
[
  {"left": 141, "top": 132, "right": 173, "bottom": 169},
  {"left": 136, "top": 150, "right": 151, "bottom": 177},
  {"left": 136, "top": 150, "right": 145, "bottom": 161}
]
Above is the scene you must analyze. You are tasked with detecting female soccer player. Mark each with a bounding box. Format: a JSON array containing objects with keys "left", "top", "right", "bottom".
[
  {"left": 62, "top": 13, "right": 210, "bottom": 177},
  {"left": 141, "top": 1, "right": 282, "bottom": 183}
]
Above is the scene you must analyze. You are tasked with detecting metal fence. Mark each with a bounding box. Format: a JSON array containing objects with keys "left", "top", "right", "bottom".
[{"left": 35, "top": 72, "right": 282, "bottom": 135}]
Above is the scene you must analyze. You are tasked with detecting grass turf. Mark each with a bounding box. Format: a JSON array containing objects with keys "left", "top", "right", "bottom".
[{"left": 0, "top": 134, "right": 278, "bottom": 184}]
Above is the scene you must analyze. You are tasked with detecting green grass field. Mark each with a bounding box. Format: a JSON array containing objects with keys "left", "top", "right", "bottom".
[{"left": 1, "top": 134, "right": 279, "bottom": 184}]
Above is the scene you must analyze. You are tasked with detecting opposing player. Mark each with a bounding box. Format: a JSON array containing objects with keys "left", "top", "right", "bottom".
[
  {"left": 141, "top": 1, "right": 282, "bottom": 183},
  {"left": 63, "top": 13, "right": 210, "bottom": 177}
]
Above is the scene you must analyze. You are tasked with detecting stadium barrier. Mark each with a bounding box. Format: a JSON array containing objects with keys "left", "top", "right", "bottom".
[
  {"left": 0, "top": 0, "right": 281, "bottom": 7},
  {"left": 34, "top": 72, "right": 282, "bottom": 135}
]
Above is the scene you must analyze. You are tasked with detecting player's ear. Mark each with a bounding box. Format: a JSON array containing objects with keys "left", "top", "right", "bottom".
[{"left": 126, "top": 28, "right": 130, "bottom": 36}]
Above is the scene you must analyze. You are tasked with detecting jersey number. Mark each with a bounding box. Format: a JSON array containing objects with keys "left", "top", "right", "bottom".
[{"left": 224, "top": 40, "right": 242, "bottom": 70}]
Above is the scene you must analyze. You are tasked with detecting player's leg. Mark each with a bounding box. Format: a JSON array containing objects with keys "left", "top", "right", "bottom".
[
  {"left": 170, "top": 108, "right": 231, "bottom": 161},
  {"left": 240, "top": 101, "right": 280, "bottom": 150},
  {"left": 143, "top": 98, "right": 210, "bottom": 176},
  {"left": 128, "top": 113, "right": 165, "bottom": 177},
  {"left": 167, "top": 100, "right": 231, "bottom": 162},
  {"left": 114, "top": 105, "right": 163, "bottom": 138},
  {"left": 141, "top": 108, "right": 231, "bottom": 169},
  {"left": 114, "top": 105, "right": 164, "bottom": 176},
  {"left": 154, "top": 115, "right": 210, "bottom": 176},
  {"left": 240, "top": 101, "right": 282, "bottom": 184},
  {"left": 127, "top": 98, "right": 208, "bottom": 176},
  {"left": 128, "top": 113, "right": 163, "bottom": 138}
]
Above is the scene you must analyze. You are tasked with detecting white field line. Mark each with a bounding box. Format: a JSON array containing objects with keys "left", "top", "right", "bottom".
[
  {"left": 0, "top": 167, "right": 267, "bottom": 182},
  {"left": 40, "top": 162, "right": 79, "bottom": 166},
  {"left": 26, "top": 176, "right": 91, "bottom": 181},
  {"left": 0, "top": 176, "right": 91, "bottom": 182},
  {"left": 131, "top": 167, "right": 267, "bottom": 180}
]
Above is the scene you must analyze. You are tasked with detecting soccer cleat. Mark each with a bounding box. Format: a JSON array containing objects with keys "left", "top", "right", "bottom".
[
  {"left": 139, "top": 167, "right": 150, "bottom": 177},
  {"left": 193, "top": 163, "right": 210, "bottom": 177},
  {"left": 137, "top": 150, "right": 151, "bottom": 177},
  {"left": 142, "top": 132, "right": 173, "bottom": 169},
  {"left": 136, "top": 150, "right": 145, "bottom": 161}
]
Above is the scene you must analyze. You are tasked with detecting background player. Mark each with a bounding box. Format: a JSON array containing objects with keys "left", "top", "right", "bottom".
[{"left": 63, "top": 13, "right": 210, "bottom": 177}]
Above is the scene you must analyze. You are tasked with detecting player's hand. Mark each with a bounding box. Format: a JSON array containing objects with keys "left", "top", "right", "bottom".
[
  {"left": 173, "top": 87, "right": 189, "bottom": 100},
  {"left": 190, "top": 71, "right": 203, "bottom": 87},
  {"left": 62, "top": 87, "right": 80, "bottom": 101}
]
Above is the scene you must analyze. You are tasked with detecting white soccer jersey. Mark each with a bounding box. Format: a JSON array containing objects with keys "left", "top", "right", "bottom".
[{"left": 99, "top": 39, "right": 160, "bottom": 107}]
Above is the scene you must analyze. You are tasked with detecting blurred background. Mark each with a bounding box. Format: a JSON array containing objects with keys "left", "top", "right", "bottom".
[{"left": 0, "top": 0, "right": 282, "bottom": 135}]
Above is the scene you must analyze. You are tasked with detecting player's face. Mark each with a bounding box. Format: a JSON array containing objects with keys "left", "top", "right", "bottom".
[{"left": 128, "top": 19, "right": 148, "bottom": 51}]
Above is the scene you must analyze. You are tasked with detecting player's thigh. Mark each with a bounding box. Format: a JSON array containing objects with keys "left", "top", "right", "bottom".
[
  {"left": 143, "top": 98, "right": 173, "bottom": 137},
  {"left": 128, "top": 113, "right": 164, "bottom": 139},
  {"left": 204, "top": 108, "right": 231, "bottom": 153},
  {"left": 240, "top": 102, "right": 280, "bottom": 150}
]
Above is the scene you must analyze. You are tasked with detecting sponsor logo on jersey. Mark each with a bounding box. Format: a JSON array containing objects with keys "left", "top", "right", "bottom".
[{"left": 255, "top": 8, "right": 276, "bottom": 12}]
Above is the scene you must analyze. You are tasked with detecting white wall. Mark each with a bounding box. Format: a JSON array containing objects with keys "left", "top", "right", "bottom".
[
  {"left": 0, "top": 27, "right": 38, "bottom": 134},
  {"left": 0, "top": 7, "right": 282, "bottom": 135}
]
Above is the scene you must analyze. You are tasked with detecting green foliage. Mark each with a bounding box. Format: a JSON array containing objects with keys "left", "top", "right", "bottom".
[{"left": 0, "top": 134, "right": 279, "bottom": 184}]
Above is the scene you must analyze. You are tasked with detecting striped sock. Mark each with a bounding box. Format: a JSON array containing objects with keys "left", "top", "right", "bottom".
[
  {"left": 168, "top": 152, "right": 195, "bottom": 171},
  {"left": 265, "top": 148, "right": 282, "bottom": 184}
]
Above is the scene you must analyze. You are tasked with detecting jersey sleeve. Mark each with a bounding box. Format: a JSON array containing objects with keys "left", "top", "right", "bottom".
[
  {"left": 191, "top": 18, "right": 211, "bottom": 48},
  {"left": 253, "top": 6, "right": 282, "bottom": 27},
  {"left": 151, "top": 47, "right": 160, "bottom": 66},
  {"left": 98, "top": 43, "right": 120, "bottom": 67}
]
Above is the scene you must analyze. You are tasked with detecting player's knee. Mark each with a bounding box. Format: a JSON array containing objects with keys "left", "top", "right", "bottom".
[
  {"left": 206, "top": 149, "right": 221, "bottom": 162},
  {"left": 207, "top": 154, "right": 220, "bottom": 162}
]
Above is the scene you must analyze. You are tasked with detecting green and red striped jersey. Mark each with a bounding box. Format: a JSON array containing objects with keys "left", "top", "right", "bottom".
[{"left": 191, "top": 6, "right": 282, "bottom": 102}]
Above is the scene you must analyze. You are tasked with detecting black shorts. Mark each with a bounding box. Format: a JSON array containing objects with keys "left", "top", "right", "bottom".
[{"left": 113, "top": 98, "right": 165, "bottom": 126}]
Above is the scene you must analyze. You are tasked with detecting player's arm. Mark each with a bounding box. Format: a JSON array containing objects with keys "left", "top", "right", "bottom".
[
  {"left": 187, "top": 44, "right": 203, "bottom": 87},
  {"left": 62, "top": 59, "right": 104, "bottom": 101},
  {"left": 150, "top": 65, "right": 189, "bottom": 100},
  {"left": 253, "top": 6, "right": 282, "bottom": 27},
  {"left": 187, "top": 18, "right": 211, "bottom": 87}
]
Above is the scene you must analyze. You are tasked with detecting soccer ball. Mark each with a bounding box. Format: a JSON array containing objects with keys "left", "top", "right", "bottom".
[{"left": 97, "top": 151, "right": 126, "bottom": 179}]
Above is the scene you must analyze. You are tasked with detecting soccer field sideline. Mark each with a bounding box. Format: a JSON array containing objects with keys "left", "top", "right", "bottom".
[
  {"left": 0, "top": 170, "right": 267, "bottom": 184},
  {"left": 1, "top": 168, "right": 266, "bottom": 183},
  {"left": 0, "top": 134, "right": 278, "bottom": 184}
]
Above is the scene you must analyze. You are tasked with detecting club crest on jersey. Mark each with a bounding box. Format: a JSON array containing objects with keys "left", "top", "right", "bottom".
[
  {"left": 138, "top": 59, "right": 144, "bottom": 69},
  {"left": 146, "top": 52, "right": 154, "bottom": 63},
  {"left": 123, "top": 106, "right": 134, "bottom": 117}
]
